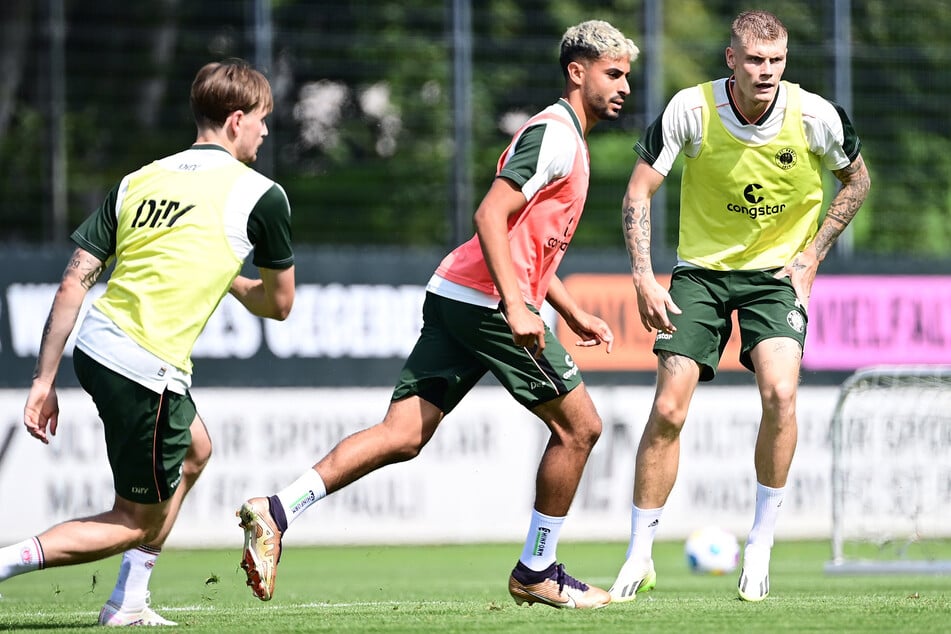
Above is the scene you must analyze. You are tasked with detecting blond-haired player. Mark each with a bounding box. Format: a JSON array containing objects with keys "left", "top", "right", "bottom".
[{"left": 610, "top": 10, "right": 870, "bottom": 603}]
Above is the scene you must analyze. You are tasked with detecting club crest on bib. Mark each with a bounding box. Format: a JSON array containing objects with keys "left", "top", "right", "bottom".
[{"left": 774, "top": 147, "right": 797, "bottom": 170}]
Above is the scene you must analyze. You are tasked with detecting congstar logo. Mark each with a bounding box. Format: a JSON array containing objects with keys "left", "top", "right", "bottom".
[
  {"left": 743, "top": 183, "right": 764, "bottom": 204},
  {"left": 726, "top": 184, "right": 787, "bottom": 219}
]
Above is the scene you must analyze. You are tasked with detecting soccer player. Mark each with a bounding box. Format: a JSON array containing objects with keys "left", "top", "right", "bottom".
[
  {"left": 0, "top": 60, "right": 295, "bottom": 626},
  {"left": 609, "top": 9, "right": 869, "bottom": 603},
  {"left": 237, "top": 20, "right": 639, "bottom": 610}
]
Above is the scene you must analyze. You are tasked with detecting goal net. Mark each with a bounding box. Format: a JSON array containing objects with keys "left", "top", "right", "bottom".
[{"left": 825, "top": 365, "right": 951, "bottom": 574}]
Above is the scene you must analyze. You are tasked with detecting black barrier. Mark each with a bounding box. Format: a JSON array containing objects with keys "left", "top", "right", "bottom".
[{"left": 2, "top": 246, "right": 947, "bottom": 388}]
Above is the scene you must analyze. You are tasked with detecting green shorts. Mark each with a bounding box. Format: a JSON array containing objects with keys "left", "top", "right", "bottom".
[
  {"left": 73, "top": 348, "right": 196, "bottom": 504},
  {"left": 654, "top": 267, "right": 808, "bottom": 381},
  {"left": 392, "top": 292, "right": 583, "bottom": 413}
]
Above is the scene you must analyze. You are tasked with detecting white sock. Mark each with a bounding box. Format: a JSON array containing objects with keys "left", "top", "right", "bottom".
[
  {"left": 108, "top": 546, "right": 160, "bottom": 610},
  {"left": 0, "top": 537, "right": 43, "bottom": 581},
  {"left": 276, "top": 469, "right": 327, "bottom": 527},
  {"left": 626, "top": 504, "right": 664, "bottom": 561},
  {"left": 518, "top": 509, "right": 565, "bottom": 571},
  {"left": 746, "top": 482, "right": 785, "bottom": 550}
]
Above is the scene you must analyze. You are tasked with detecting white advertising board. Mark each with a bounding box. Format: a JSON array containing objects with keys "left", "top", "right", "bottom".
[{"left": 0, "top": 385, "right": 839, "bottom": 548}]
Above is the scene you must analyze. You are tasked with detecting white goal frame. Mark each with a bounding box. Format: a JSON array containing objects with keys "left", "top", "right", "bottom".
[{"left": 825, "top": 365, "right": 951, "bottom": 575}]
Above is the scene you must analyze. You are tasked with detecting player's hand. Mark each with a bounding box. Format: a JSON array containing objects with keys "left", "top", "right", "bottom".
[
  {"left": 564, "top": 312, "right": 614, "bottom": 354},
  {"left": 775, "top": 250, "right": 819, "bottom": 310},
  {"left": 634, "top": 277, "right": 681, "bottom": 333},
  {"left": 24, "top": 379, "right": 59, "bottom": 445},
  {"left": 504, "top": 303, "right": 547, "bottom": 357}
]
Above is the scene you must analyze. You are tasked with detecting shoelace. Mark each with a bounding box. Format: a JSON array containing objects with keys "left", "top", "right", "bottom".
[{"left": 554, "top": 563, "right": 589, "bottom": 592}]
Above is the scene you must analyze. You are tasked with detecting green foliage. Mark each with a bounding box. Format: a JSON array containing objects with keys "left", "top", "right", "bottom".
[
  {"left": 0, "top": 107, "right": 46, "bottom": 241},
  {"left": 848, "top": 0, "right": 951, "bottom": 257},
  {"left": 2, "top": 0, "right": 949, "bottom": 258},
  {"left": 573, "top": 132, "right": 637, "bottom": 248}
]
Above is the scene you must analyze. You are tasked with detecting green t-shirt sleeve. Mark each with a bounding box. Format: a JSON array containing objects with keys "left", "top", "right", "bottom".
[
  {"left": 829, "top": 101, "right": 863, "bottom": 162},
  {"left": 247, "top": 183, "right": 294, "bottom": 269},
  {"left": 498, "top": 124, "right": 546, "bottom": 186},
  {"left": 70, "top": 182, "right": 120, "bottom": 260}
]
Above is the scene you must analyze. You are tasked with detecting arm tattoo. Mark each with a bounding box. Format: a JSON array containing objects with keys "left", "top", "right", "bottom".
[
  {"left": 41, "top": 311, "right": 54, "bottom": 339},
  {"left": 622, "top": 201, "right": 652, "bottom": 275},
  {"left": 32, "top": 312, "right": 56, "bottom": 380},
  {"left": 65, "top": 252, "right": 106, "bottom": 290},
  {"left": 81, "top": 262, "right": 106, "bottom": 290},
  {"left": 32, "top": 250, "right": 103, "bottom": 382},
  {"left": 813, "top": 155, "right": 871, "bottom": 260}
]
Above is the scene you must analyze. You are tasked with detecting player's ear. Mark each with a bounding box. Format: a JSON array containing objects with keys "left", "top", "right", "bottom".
[
  {"left": 725, "top": 47, "right": 735, "bottom": 70},
  {"left": 566, "top": 60, "right": 586, "bottom": 87},
  {"left": 225, "top": 110, "right": 244, "bottom": 136}
]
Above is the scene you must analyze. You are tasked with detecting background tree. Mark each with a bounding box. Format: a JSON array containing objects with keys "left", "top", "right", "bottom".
[{"left": 0, "top": 0, "right": 947, "bottom": 260}]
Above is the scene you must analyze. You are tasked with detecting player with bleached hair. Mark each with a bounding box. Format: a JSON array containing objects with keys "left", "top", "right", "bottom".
[
  {"left": 609, "top": 9, "right": 869, "bottom": 603},
  {"left": 238, "top": 20, "right": 639, "bottom": 610}
]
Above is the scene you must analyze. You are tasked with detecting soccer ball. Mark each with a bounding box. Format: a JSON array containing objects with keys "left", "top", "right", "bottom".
[{"left": 684, "top": 526, "right": 740, "bottom": 575}]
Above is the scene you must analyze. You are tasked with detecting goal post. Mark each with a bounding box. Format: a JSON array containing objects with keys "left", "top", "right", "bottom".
[{"left": 824, "top": 365, "right": 951, "bottom": 575}]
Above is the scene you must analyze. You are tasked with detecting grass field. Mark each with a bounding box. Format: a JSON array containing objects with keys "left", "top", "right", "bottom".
[{"left": 0, "top": 539, "right": 948, "bottom": 633}]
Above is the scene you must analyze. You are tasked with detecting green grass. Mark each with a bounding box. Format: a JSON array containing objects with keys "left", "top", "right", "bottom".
[{"left": 0, "top": 540, "right": 948, "bottom": 632}]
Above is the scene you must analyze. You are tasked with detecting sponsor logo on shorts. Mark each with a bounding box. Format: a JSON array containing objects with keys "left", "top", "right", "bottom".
[
  {"left": 786, "top": 310, "right": 805, "bottom": 333},
  {"left": 169, "top": 463, "right": 184, "bottom": 490},
  {"left": 656, "top": 332, "right": 673, "bottom": 341},
  {"left": 131, "top": 486, "right": 150, "bottom": 495},
  {"left": 562, "top": 354, "right": 579, "bottom": 380}
]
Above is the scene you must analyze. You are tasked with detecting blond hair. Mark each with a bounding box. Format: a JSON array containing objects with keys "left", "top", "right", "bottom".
[
  {"left": 190, "top": 59, "right": 274, "bottom": 129},
  {"left": 560, "top": 20, "right": 639, "bottom": 78},
  {"left": 730, "top": 10, "right": 788, "bottom": 48}
]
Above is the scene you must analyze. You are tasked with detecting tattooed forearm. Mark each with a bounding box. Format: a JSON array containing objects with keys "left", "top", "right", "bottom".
[
  {"left": 811, "top": 223, "right": 843, "bottom": 261},
  {"left": 31, "top": 311, "right": 57, "bottom": 381},
  {"left": 623, "top": 206, "right": 637, "bottom": 233},
  {"left": 622, "top": 200, "right": 652, "bottom": 275},
  {"left": 31, "top": 249, "right": 101, "bottom": 383},
  {"left": 41, "top": 311, "right": 54, "bottom": 339},
  {"left": 813, "top": 155, "right": 871, "bottom": 260}
]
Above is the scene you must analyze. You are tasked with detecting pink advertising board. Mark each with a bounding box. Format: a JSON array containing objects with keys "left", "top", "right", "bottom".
[{"left": 805, "top": 275, "right": 951, "bottom": 369}]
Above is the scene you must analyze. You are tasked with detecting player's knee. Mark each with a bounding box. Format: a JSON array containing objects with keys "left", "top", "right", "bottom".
[
  {"left": 375, "top": 425, "right": 426, "bottom": 462},
  {"left": 394, "top": 431, "right": 428, "bottom": 461},
  {"left": 581, "top": 413, "right": 603, "bottom": 447},
  {"left": 559, "top": 411, "right": 602, "bottom": 451},
  {"left": 185, "top": 440, "right": 212, "bottom": 477},
  {"left": 139, "top": 523, "right": 164, "bottom": 545},
  {"left": 650, "top": 395, "right": 688, "bottom": 435},
  {"left": 759, "top": 378, "right": 798, "bottom": 415},
  {"left": 115, "top": 506, "right": 168, "bottom": 546},
  {"left": 378, "top": 406, "right": 440, "bottom": 462}
]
